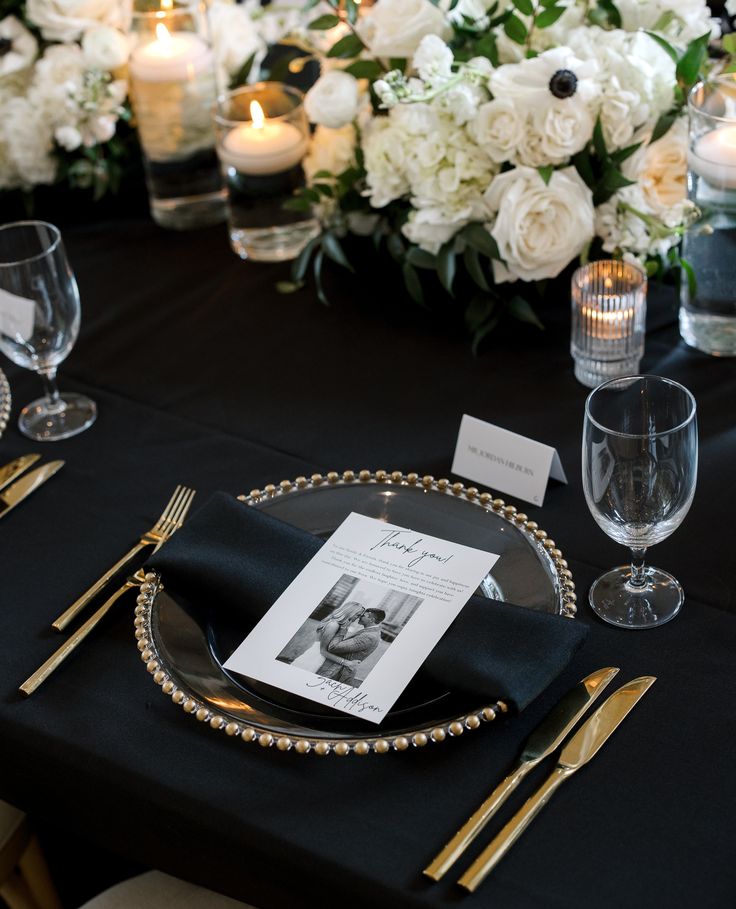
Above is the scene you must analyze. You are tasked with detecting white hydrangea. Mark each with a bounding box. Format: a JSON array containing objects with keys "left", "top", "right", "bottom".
[
  {"left": 363, "top": 117, "right": 412, "bottom": 208},
  {"left": 3, "top": 95, "right": 57, "bottom": 187},
  {"left": 412, "top": 34, "right": 454, "bottom": 86}
]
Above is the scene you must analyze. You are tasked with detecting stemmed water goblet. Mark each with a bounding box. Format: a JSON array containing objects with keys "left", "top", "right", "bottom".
[
  {"left": 582, "top": 375, "right": 698, "bottom": 629},
  {"left": 0, "top": 221, "right": 96, "bottom": 441}
]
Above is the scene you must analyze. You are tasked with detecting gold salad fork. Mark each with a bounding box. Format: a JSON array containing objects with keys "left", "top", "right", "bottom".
[
  {"left": 20, "top": 487, "right": 195, "bottom": 696},
  {"left": 52, "top": 485, "right": 195, "bottom": 632}
]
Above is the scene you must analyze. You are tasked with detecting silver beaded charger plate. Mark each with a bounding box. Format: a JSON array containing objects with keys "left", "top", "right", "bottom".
[
  {"left": 0, "top": 368, "right": 10, "bottom": 440},
  {"left": 137, "top": 470, "right": 577, "bottom": 756}
]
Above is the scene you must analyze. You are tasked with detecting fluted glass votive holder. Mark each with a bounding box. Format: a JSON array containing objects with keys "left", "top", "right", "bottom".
[
  {"left": 571, "top": 260, "right": 647, "bottom": 389},
  {"left": 214, "top": 83, "right": 320, "bottom": 262}
]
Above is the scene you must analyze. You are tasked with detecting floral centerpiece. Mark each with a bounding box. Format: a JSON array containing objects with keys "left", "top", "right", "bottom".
[{"left": 284, "top": 0, "right": 731, "bottom": 343}]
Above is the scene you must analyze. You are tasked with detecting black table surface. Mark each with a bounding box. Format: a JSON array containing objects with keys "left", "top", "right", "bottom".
[{"left": 1, "top": 215, "right": 736, "bottom": 909}]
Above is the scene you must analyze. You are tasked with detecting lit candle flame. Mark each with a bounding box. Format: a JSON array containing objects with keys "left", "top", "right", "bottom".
[
  {"left": 155, "top": 22, "right": 173, "bottom": 44},
  {"left": 250, "top": 100, "right": 265, "bottom": 130},
  {"left": 161, "top": 0, "right": 173, "bottom": 8}
]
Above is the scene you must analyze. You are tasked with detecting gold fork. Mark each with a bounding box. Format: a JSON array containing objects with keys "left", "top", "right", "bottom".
[
  {"left": 52, "top": 485, "right": 195, "bottom": 632},
  {"left": 20, "top": 487, "right": 196, "bottom": 697}
]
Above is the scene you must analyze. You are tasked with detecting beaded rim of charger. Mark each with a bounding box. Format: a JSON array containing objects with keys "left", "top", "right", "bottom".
[
  {"left": 134, "top": 469, "right": 577, "bottom": 756},
  {"left": 0, "top": 368, "right": 11, "bottom": 440}
]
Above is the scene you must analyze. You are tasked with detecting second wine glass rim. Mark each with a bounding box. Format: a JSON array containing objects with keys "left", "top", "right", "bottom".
[
  {"left": 585, "top": 374, "right": 697, "bottom": 439},
  {"left": 0, "top": 221, "right": 61, "bottom": 268}
]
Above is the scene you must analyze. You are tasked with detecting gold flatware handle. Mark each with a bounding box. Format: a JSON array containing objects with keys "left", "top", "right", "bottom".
[
  {"left": 423, "top": 762, "right": 531, "bottom": 881},
  {"left": 20, "top": 581, "right": 137, "bottom": 697},
  {"left": 52, "top": 540, "right": 150, "bottom": 631},
  {"left": 458, "top": 767, "right": 567, "bottom": 893}
]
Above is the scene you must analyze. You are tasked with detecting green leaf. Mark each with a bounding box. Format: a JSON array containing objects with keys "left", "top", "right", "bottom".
[
  {"left": 465, "top": 294, "right": 495, "bottom": 332},
  {"left": 642, "top": 30, "right": 678, "bottom": 63},
  {"left": 650, "top": 111, "right": 678, "bottom": 144},
  {"left": 405, "top": 246, "right": 438, "bottom": 270},
  {"left": 402, "top": 261, "right": 425, "bottom": 305},
  {"left": 645, "top": 259, "right": 659, "bottom": 277},
  {"left": 592, "top": 117, "right": 608, "bottom": 162},
  {"left": 537, "top": 164, "right": 554, "bottom": 185},
  {"left": 471, "top": 313, "right": 502, "bottom": 355},
  {"left": 313, "top": 248, "right": 330, "bottom": 306},
  {"left": 463, "top": 223, "right": 501, "bottom": 260},
  {"left": 437, "top": 242, "right": 457, "bottom": 296},
  {"left": 473, "top": 34, "right": 498, "bottom": 65},
  {"left": 389, "top": 57, "right": 407, "bottom": 72},
  {"left": 539, "top": 0, "right": 559, "bottom": 7},
  {"left": 723, "top": 33, "right": 736, "bottom": 56},
  {"left": 322, "top": 232, "right": 354, "bottom": 272},
  {"left": 326, "top": 33, "right": 364, "bottom": 58},
  {"left": 313, "top": 183, "right": 334, "bottom": 197},
  {"left": 463, "top": 246, "right": 490, "bottom": 291},
  {"left": 283, "top": 197, "right": 313, "bottom": 212},
  {"left": 536, "top": 5, "right": 566, "bottom": 27},
  {"left": 600, "top": 0, "right": 621, "bottom": 27},
  {"left": 512, "top": 0, "right": 533, "bottom": 15},
  {"left": 572, "top": 149, "right": 595, "bottom": 189},
  {"left": 611, "top": 141, "right": 642, "bottom": 165},
  {"left": 593, "top": 165, "right": 637, "bottom": 206},
  {"left": 345, "top": 0, "right": 358, "bottom": 25},
  {"left": 679, "top": 256, "right": 697, "bottom": 299},
  {"left": 292, "top": 235, "right": 320, "bottom": 283},
  {"left": 229, "top": 52, "right": 256, "bottom": 90},
  {"left": 344, "top": 59, "right": 382, "bottom": 79},
  {"left": 507, "top": 295, "right": 544, "bottom": 330},
  {"left": 386, "top": 232, "right": 405, "bottom": 263},
  {"left": 311, "top": 170, "right": 333, "bottom": 180},
  {"left": 276, "top": 280, "right": 303, "bottom": 294},
  {"left": 676, "top": 32, "right": 710, "bottom": 89},
  {"left": 308, "top": 13, "right": 341, "bottom": 29},
  {"left": 503, "top": 12, "right": 527, "bottom": 44}
]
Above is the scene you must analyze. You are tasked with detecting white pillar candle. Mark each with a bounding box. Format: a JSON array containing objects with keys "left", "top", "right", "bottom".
[
  {"left": 689, "top": 126, "right": 736, "bottom": 190},
  {"left": 130, "top": 23, "right": 213, "bottom": 83},
  {"left": 219, "top": 101, "right": 307, "bottom": 176}
]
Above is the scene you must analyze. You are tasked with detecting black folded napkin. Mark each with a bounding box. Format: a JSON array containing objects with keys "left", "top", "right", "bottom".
[{"left": 149, "top": 493, "right": 587, "bottom": 712}]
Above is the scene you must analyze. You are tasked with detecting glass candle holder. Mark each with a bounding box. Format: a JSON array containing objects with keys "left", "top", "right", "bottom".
[
  {"left": 680, "top": 76, "right": 736, "bottom": 356},
  {"left": 214, "top": 83, "right": 320, "bottom": 262},
  {"left": 129, "top": 1, "right": 226, "bottom": 230},
  {"left": 570, "top": 260, "right": 647, "bottom": 389}
]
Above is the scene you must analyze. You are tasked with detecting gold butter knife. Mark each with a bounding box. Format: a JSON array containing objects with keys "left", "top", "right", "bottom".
[
  {"left": 457, "top": 675, "right": 656, "bottom": 893},
  {"left": 0, "top": 461, "right": 64, "bottom": 520},
  {"left": 0, "top": 454, "right": 41, "bottom": 493},
  {"left": 424, "top": 666, "right": 619, "bottom": 881}
]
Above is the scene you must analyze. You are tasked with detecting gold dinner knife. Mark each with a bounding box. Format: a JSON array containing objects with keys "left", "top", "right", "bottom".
[
  {"left": 458, "top": 675, "right": 656, "bottom": 893},
  {"left": 0, "top": 454, "right": 41, "bottom": 493},
  {"left": 0, "top": 461, "right": 64, "bottom": 520},
  {"left": 423, "top": 666, "right": 619, "bottom": 881}
]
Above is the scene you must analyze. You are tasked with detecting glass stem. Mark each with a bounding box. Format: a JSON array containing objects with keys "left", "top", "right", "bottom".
[
  {"left": 38, "top": 367, "right": 61, "bottom": 407},
  {"left": 629, "top": 548, "right": 648, "bottom": 588}
]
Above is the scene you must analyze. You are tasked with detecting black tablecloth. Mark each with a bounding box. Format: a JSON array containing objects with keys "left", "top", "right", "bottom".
[{"left": 1, "top": 216, "right": 736, "bottom": 909}]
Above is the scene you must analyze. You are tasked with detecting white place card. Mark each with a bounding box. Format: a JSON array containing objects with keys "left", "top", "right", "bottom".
[
  {"left": 224, "top": 512, "right": 499, "bottom": 724},
  {"left": 0, "top": 288, "right": 35, "bottom": 342},
  {"left": 451, "top": 414, "right": 567, "bottom": 507}
]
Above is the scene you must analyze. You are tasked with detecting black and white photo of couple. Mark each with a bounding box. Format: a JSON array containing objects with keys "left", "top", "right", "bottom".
[{"left": 277, "top": 575, "right": 423, "bottom": 688}]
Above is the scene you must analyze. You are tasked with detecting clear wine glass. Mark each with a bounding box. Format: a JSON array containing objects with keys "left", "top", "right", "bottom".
[
  {"left": 582, "top": 375, "right": 698, "bottom": 629},
  {"left": 0, "top": 221, "right": 96, "bottom": 441}
]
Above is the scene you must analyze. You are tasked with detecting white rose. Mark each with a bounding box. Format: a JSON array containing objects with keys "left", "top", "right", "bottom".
[
  {"left": 304, "top": 70, "right": 360, "bottom": 128},
  {"left": 485, "top": 165, "right": 595, "bottom": 282},
  {"left": 628, "top": 118, "right": 688, "bottom": 215},
  {"left": 358, "top": 0, "right": 451, "bottom": 59},
  {"left": 0, "top": 16, "right": 38, "bottom": 77},
  {"left": 402, "top": 208, "right": 463, "bottom": 254},
  {"left": 412, "top": 34, "right": 453, "bottom": 86},
  {"left": 26, "top": 0, "right": 124, "bottom": 42},
  {"left": 468, "top": 98, "right": 524, "bottom": 163},
  {"left": 209, "top": 0, "right": 265, "bottom": 91},
  {"left": 82, "top": 25, "right": 129, "bottom": 70},
  {"left": 304, "top": 124, "right": 356, "bottom": 184},
  {"left": 616, "top": 0, "right": 719, "bottom": 43},
  {"left": 532, "top": 102, "right": 594, "bottom": 163}
]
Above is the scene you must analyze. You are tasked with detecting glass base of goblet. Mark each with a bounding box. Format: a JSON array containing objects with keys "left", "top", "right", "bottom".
[
  {"left": 589, "top": 565, "right": 683, "bottom": 630},
  {"left": 19, "top": 392, "right": 97, "bottom": 442}
]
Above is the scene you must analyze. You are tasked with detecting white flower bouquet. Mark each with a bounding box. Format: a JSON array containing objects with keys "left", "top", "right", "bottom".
[{"left": 279, "top": 0, "right": 728, "bottom": 343}]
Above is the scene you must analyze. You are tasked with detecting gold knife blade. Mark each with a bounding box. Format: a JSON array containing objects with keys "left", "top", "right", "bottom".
[
  {"left": 0, "top": 454, "right": 41, "bottom": 493},
  {"left": 423, "top": 666, "right": 619, "bottom": 881},
  {"left": 0, "top": 460, "right": 64, "bottom": 519},
  {"left": 458, "top": 676, "right": 656, "bottom": 893}
]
